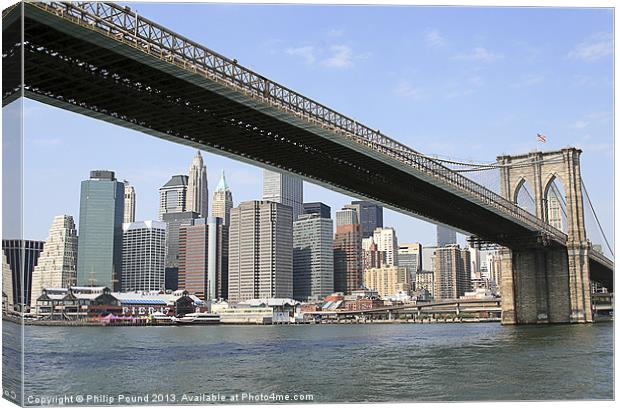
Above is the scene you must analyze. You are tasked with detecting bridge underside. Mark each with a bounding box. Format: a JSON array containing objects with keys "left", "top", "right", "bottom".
[{"left": 3, "top": 5, "right": 554, "bottom": 250}]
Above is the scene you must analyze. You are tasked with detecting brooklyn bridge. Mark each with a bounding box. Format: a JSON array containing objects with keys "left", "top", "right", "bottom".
[{"left": 2, "top": 1, "right": 613, "bottom": 324}]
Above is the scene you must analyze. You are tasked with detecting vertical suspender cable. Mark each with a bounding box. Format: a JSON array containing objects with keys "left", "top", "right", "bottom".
[{"left": 581, "top": 178, "right": 614, "bottom": 257}]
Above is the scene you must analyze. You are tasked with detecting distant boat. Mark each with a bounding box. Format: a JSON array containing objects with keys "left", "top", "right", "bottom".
[
  {"left": 150, "top": 312, "right": 173, "bottom": 323},
  {"left": 174, "top": 312, "right": 220, "bottom": 325}
]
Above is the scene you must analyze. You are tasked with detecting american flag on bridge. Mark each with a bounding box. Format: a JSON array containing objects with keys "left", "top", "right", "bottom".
[{"left": 537, "top": 133, "right": 547, "bottom": 143}]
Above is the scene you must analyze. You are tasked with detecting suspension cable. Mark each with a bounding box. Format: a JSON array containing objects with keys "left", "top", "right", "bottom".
[
  {"left": 519, "top": 184, "right": 536, "bottom": 212},
  {"left": 452, "top": 158, "right": 566, "bottom": 172},
  {"left": 548, "top": 182, "right": 568, "bottom": 219},
  {"left": 581, "top": 178, "right": 614, "bottom": 257},
  {"left": 406, "top": 149, "right": 565, "bottom": 170}
]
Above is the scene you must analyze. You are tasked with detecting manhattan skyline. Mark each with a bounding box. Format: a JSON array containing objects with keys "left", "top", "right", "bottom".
[{"left": 11, "top": 4, "right": 613, "bottom": 254}]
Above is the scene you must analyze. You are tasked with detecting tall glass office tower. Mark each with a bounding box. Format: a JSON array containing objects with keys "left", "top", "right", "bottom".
[
  {"left": 436, "top": 225, "right": 457, "bottom": 247},
  {"left": 262, "top": 169, "right": 303, "bottom": 221},
  {"left": 344, "top": 201, "right": 383, "bottom": 239},
  {"left": 77, "top": 170, "right": 125, "bottom": 291}
]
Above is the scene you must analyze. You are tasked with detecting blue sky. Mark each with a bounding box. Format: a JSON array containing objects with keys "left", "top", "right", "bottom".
[{"left": 12, "top": 4, "right": 614, "bottom": 252}]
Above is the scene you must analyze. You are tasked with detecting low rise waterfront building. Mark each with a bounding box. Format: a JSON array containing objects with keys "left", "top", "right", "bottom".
[
  {"left": 33, "top": 287, "right": 205, "bottom": 320},
  {"left": 343, "top": 298, "right": 385, "bottom": 311},
  {"left": 411, "top": 288, "right": 432, "bottom": 302},
  {"left": 34, "top": 286, "right": 120, "bottom": 319},
  {"left": 347, "top": 287, "right": 380, "bottom": 300},
  {"left": 211, "top": 298, "right": 300, "bottom": 324},
  {"left": 114, "top": 290, "right": 205, "bottom": 317},
  {"left": 460, "top": 288, "right": 496, "bottom": 300}
]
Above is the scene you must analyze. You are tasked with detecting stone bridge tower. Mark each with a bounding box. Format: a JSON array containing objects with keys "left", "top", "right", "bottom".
[{"left": 496, "top": 147, "right": 592, "bottom": 324}]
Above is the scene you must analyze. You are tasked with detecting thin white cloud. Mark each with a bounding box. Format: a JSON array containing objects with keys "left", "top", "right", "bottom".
[
  {"left": 572, "top": 111, "right": 610, "bottom": 130},
  {"left": 30, "top": 137, "right": 63, "bottom": 147},
  {"left": 394, "top": 80, "right": 423, "bottom": 99},
  {"left": 441, "top": 72, "right": 483, "bottom": 99},
  {"left": 286, "top": 44, "right": 362, "bottom": 69},
  {"left": 511, "top": 74, "right": 544, "bottom": 88},
  {"left": 453, "top": 47, "right": 502, "bottom": 62},
  {"left": 568, "top": 32, "right": 612, "bottom": 62},
  {"left": 445, "top": 88, "right": 474, "bottom": 99},
  {"left": 572, "top": 74, "right": 596, "bottom": 87},
  {"left": 585, "top": 111, "right": 610, "bottom": 121},
  {"left": 322, "top": 45, "right": 354, "bottom": 68},
  {"left": 573, "top": 134, "right": 612, "bottom": 158},
  {"left": 425, "top": 29, "right": 445, "bottom": 48},
  {"left": 286, "top": 46, "right": 316, "bottom": 64},
  {"left": 328, "top": 28, "right": 344, "bottom": 37},
  {"left": 468, "top": 75, "right": 483, "bottom": 86}
]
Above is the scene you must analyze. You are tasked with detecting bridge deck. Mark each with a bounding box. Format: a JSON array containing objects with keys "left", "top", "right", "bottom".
[{"left": 0, "top": 1, "right": 613, "bottom": 278}]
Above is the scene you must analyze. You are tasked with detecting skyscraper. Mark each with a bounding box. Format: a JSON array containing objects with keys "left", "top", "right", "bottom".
[
  {"left": 2, "top": 240, "right": 44, "bottom": 308},
  {"left": 228, "top": 201, "right": 293, "bottom": 302},
  {"left": 178, "top": 219, "right": 208, "bottom": 299},
  {"left": 162, "top": 211, "right": 200, "bottom": 290},
  {"left": 262, "top": 169, "right": 303, "bottom": 221},
  {"left": 30, "top": 215, "right": 78, "bottom": 303},
  {"left": 212, "top": 170, "right": 233, "bottom": 226},
  {"left": 77, "top": 170, "right": 124, "bottom": 291},
  {"left": 362, "top": 236, "right": 386, "bottom": 271},
  {"left": 344, "top": 201, "right": 383, "bottom": 238},
  {"left": 468, "top": 246, "right": 481, "bottom": 279},
  {"left": 487, "top": 253, "right": 502, "bottom": 295},
  {"left": 121, "top": 221, "right": 166, "bottom": 291},
  {"left": 437, "top": 225, "right": 457, "bottom": 247},
  {"left": 333, "top": 222, "right": 363, "bottom": 295},
  {"left": 187, "top": 151, "right": 209, "bottom": 218},
  {"left": 123, "top": 180, "right": 136, "bottom": 224},
  {"left": 293, "top": 213, "right": 334, "bottom": 301},
  {"left": 179, "top": 217, "right": 227, "bottom": 301},
  {"left": 207, "top": 217, "right": 228, "bottom": 300},
  {"left": 303, "top": 202, "right": 331, "bottom": 219},
  {"left": 433, "top": 245, "right": 471, "bottom": 300},
  {"left": 159, "top": 175, "right": 188, "bottom": 219},
  {"left": 422, "top": 246, "right": 437, "bottom": 272},
  {"left": 398, "top": 242, "right": 422, "bottom": 284},
  {"left": 335, "top": 207, "right": 358, "bottom": 227},
  {"left": 372, "top": 227, "right": 398, "bottom": 266}
]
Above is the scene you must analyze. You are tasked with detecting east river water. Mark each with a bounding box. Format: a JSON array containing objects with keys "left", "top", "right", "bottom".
[{"left": 2, "top": 321, "right": 613, "bottom": 404}]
